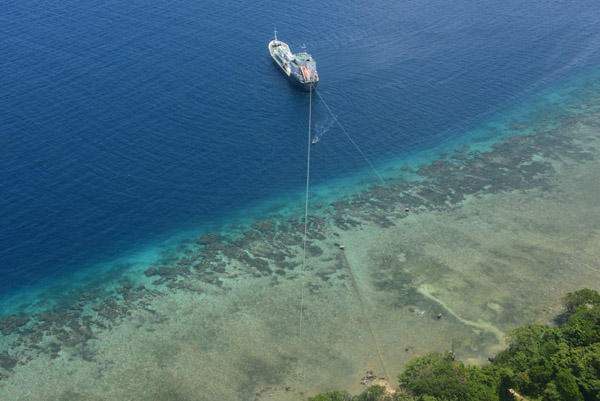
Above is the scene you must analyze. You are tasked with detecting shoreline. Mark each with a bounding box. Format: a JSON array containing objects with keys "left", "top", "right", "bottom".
[
  {"left": 1, "top": 74, "right": 600, "bottom": 399},
  {"left": 1, "top": 67, "right": 596, "bottom": 315}
]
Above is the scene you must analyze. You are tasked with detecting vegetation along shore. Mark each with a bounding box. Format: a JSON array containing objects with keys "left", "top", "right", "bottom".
[{"left": 309, "top": 289, "right": 600, "bottom": 401}]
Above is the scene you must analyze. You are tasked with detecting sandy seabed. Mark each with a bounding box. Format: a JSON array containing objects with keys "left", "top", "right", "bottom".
[{"left": 1, "top": 77, "right": 600, "bottom": 400}]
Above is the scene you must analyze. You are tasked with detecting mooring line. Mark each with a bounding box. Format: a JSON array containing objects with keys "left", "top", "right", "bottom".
[
  {"left": 315, "top": 89, "right": 404, "bottom": 207},
  {"left": 298, "top": 88, "right": 393, "bottom": 390},
  {"left": 299, "top": 85, "right": 312, "bottom": 343},
  {"left": 340, "top": 251, "right": 393, "bottom": 388},
  {"left": 314, "top": 89, "right": 396, "bottom": 389}
]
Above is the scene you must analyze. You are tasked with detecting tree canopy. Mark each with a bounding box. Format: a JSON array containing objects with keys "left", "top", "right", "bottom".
[{"left": 309, "top": 289, "right": 600, "bottom": 401}]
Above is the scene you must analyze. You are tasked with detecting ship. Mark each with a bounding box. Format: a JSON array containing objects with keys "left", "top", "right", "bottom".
[{"left": 269, "top": 29, "right": 319, "bottom": 91}]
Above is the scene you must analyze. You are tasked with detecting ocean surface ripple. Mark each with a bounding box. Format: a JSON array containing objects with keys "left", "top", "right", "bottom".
[{"left": 1, "top": 0, "right": 599, "bottom": 310}]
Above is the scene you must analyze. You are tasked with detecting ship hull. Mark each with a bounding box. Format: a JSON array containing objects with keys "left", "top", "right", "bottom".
[
  {"left": 271, "top": 62, "right": 318, "bottom": 91},
  {"left": 269, "top": 39, "right": 318, "bottom": 92},
  {"left": 290, "top": 75, "right": 317, "bottom": 91}
]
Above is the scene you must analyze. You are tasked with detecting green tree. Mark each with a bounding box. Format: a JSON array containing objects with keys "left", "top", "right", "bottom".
[
  {"left": 563, "top": 289, "right": 600, "bottom": 314},
  {"left": 568, "top": 342, "right": 600, "bottom": 401},
  {"left": 561, "top": 302, "right": 600, "bottom": 347},
  {"left": 308, "top": 390, "right": 352, "bottom": 401},
  {"left": 399, "top": 352, "right": 468, "bottom": 400},
  {"left": 309, "top": 289, "right": 600, "bottom": 401},
  {"left": 553, "top": 368, "right": 584, "bottom": 401},
  {"left": 464, "top": 365, "right": 499, "bottom": 401}
]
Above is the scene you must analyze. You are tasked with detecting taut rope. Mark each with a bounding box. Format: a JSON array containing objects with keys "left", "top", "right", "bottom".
[
  {"left": 298, "top": 87, "right": 394, "bottom": 390},
  {"left": 299, "top": 85, "right": 312, "bottom": 343}
]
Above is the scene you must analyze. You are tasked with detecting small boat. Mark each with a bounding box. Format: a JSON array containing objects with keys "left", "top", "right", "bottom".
[{"left": 269, "top": 28, "right": 319, "bottom": 91}]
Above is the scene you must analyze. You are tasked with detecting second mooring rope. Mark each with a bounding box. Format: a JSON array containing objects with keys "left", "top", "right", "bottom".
[
  {"left": 298, "top": 87, "right": 393, "bottom": 389},
  {"left": 299, "top": 85, "right": 312, "bottom": 343},
  {"left": 340, "top": 251, "right": 392, "bottom": 387},
  {"left": 315, "top": 89, "right": 403, "bottom": 206},
  {"left": 315, "top": 88, "right": 394, "bottom": 388}
]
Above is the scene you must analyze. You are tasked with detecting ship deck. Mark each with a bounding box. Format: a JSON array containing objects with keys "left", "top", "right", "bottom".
[{"left": 293, "top": 53, "right": 314, "bottom": 64}]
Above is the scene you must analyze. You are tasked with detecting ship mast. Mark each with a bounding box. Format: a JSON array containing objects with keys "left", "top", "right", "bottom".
[{"left": 274, "top": 27, "right": 278, "bottom": 41}]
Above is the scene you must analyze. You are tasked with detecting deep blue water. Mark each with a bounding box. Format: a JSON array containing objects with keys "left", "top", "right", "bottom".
[{"left": 1, "top": 0, "right": 600, "bottom": 311}]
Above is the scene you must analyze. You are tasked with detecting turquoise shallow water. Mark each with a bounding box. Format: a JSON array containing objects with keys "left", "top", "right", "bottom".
[
  {"left": 1, "top": 67, "right": 599, "bottom": 399},
  {"left": 2, "top": 0, "right": 600, "bottom": 398},
  {"left": 1, "top": 64, "right": 598, "bottom": 316},
  {"left": 1, "top": 65, "right": 599, "bottom": 318},
  {"left": 2, "top": 0, "right": 600, "bottom": 306}
]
